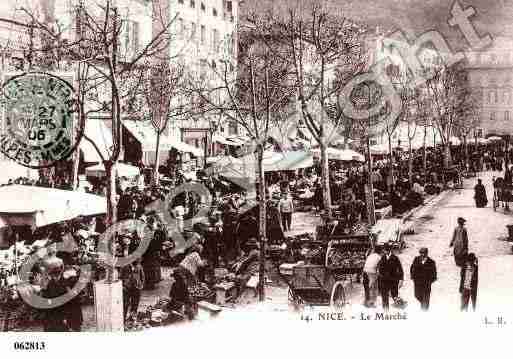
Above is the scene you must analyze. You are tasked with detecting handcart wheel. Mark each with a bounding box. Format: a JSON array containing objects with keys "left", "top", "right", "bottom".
[{"left": 330, "top": 281, "right": 346, "bottom": 309}]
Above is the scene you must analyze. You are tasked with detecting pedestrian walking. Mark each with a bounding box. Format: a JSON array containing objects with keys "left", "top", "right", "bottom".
[
  {"left": 459, "top": 253, "right": 478, "bottom": 311},
  {"left": 450, "top": 217, "right": 469, "bottom": 267},
  {"left": 410, "top": 247, "right": 437, "bottom": 311},
  {"left": 363, "top": 246, "right": 382, "bottom": 307},
  {"left": 473, "top": 179, "right": 487, "bottom": 208},
  {"left": 279, "top": 192, "right": 294, "bottom": 232},
  {"left": 377, "top": 244, "right": 404, "bottom": 311}
]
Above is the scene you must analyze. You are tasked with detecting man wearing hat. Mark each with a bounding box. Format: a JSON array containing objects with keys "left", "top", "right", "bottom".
[
  {"left": 377, "top": 243, "right": 404, "bottom": 311},
  {"left": 410, "top": 247, "right": 437, "bottom": 311},
  {"left": 450, "top": 217, "right": 469, "bottom": 267}
]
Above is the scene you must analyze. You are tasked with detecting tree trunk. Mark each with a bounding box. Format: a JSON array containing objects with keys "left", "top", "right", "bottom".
[
  {"left": 104, "top": 160, "right": 118, "bottom": 283},
  {"left": 72, "top": 148, "right": 80, "bottom": 190},
  {"left": 365, "top": 136, "right": 376, "bottom": 225},
  {"left": 257, "top": 145, "right": 266, "bottom": 302},
  {"left": 408, "top": 139, "right": 413, "bottom": 185},
  {"left": 463, "top": 135, "right": 468, "bottom": 168},
  {"left": 387, "top": 134, "right": 394, "bottom": 192},
  {"left": 320, "top": 142, "right": 332, "bottom": 220},
  {"left": 153, "top": 130, "right": 161, "bottom": 186},
  {"left": 423, "top": 126, "right": 427, "bottom": 182},
  {"left": 443, "top": 142, "right": 451, "bottom": 168}
]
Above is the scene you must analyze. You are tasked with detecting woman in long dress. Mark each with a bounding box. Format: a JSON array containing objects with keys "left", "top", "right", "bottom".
[{"left": 473, "top": 179, "right": 487, "bottom": 208}]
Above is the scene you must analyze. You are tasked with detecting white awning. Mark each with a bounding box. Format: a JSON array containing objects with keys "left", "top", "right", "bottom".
[
  {"left": 0, "top": 185, "right": 106, "bottom": 228},
  {"left": 213, "top": 134, "right": 240, "bottom": 146},
  {"left": 79, "top": 119, "right": 113, "bottom": 162},
  {"left": 123, "top": 119, "right": 203, "bottom": 157},
  {"left": 85, "top": 162, "right": 140, "bottom": 178}
]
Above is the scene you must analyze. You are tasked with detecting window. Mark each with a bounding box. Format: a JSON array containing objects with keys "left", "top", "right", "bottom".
[
  {"left": 201, "top": 2, "right": 205, "bottom": 11},
  {"left": 506, "top": 110, "right": 510, "bottom": 123},
  {"left": 200, "top": 25, "right": 206, "bottom": 45},
  {"left": 212, "top": 28, "right": 219, "bottom": 52},
  {"left": 213, "top": 8, "right": 218, "bottom": 16},
  {"left": 190, "top": 0, "right": 195, "bottom": 7},
  {"left": 178, "top": 0, "right": 184, "bottom": 3},
  {"left": 177, "top": 18, "right": 184, "bottom": 36},
  {"left": 228, "top": 120, "right": 238, "bottom": 135},
  {"left": 190, "top": 22, "right": 196, "bottom": 40},
  {"left": 200, "top": 59, "right": 207, "bottom": 80},
  {"left": 504, "top": 91, "right": 509, "bottom": 104},
  {"left": 211, "top": 60, "right": 216, "bottom": 69},
  {"left": 131, "top": 21, "right": 140, "bottom": 52},
  {"left": 490, "top": 111, "right": 496, "bottom": 121}
]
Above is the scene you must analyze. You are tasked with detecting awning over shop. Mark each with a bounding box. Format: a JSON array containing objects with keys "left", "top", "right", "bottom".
[
  {"left": 123, "top": 119, "right": 202, "bottom": 156},
  {"left": 85, "top": 162, "right": 140, "bottom": 178},
  {"left": 80, "top": 119, "right": 113, "bottom": 162},
  {"left": 0, "top": 185, "right": 106, "bottom": 228},
  {"left": 0, "top": 160, "right": 39, "bottom": 184},
  {"left": 311, "top": 147, "right": 365, "bottom": 162},
  {"left": 213, "top": 134, "right": 241, "bottom": 146}
]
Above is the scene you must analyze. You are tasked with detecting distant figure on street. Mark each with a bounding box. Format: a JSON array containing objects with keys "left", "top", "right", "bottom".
[
  {"left": 377, "top": 243, "right": 404, "bottom": 311},
  {"left": 450, "top": 217, "right": 469, "bottom": 267},
  {"left": 459, "top": 253, "right": 478, "bottom": 311},
  {"left": 473, "top": 179, "right": 488, "bottom": 208},
  {"left": 410, "top": 247, "right": 437, "bottom": 311}
]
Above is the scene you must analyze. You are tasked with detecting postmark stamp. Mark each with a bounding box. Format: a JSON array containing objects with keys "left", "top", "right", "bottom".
[{"left": 0, "top": 72, "right": 80, "bottom": 168}]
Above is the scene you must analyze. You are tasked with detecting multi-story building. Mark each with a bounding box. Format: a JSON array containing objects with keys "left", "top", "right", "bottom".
[
  {"left": 466, "top": 37, "right": 513, "bottom": 137},
  {"left": 0, "top": 0, "right": 239, "bottom": 175},
  {"left": 152, "top": 0, "right": 239, "bottom": 161}
]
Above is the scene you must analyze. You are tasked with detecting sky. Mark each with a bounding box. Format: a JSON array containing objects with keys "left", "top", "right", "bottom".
[{"left": 240, "top": 0, "right": 513, "bottom": 51}]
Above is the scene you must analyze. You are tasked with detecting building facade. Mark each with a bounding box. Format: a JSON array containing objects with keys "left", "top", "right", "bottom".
[
  {"left": 466, "top": 37, "right": 513, "bottom": 137},
  {"left": 154, "top": 0, "right": 239, "bottom": 158}
]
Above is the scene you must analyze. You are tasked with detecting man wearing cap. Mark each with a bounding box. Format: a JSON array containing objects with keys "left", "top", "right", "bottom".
[
  {"left": 377, "top": 244, "right": 404, "bottom": 311},
  {"left": 410, "top": 247, "right": 437, "bottom": 311},
  {"left": 450, "top": 217, "right": 469, "bottom": 267}
]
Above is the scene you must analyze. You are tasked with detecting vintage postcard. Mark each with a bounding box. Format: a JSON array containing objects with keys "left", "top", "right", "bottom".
[{"left": 0, "top": 0, "right": 511, "bottom": 357}]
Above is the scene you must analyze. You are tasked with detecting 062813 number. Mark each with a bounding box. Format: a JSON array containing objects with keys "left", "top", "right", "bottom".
[{"left": 13, "top": 342, "right": 46, "bottom": 350}]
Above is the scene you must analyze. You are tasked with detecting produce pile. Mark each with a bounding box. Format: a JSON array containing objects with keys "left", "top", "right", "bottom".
[
  {"left": 327, "top": 250, "right": 366, "bottom": 269},
  {"left": 188, "top": 282, "right": 213, "bottom": 301}
]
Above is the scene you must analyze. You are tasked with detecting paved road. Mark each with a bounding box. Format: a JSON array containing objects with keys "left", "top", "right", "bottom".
[{"left": 398, "top": 170, "right": 513, "bottom": 314}]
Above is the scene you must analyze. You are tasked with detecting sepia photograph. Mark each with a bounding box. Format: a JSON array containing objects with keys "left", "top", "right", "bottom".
[{"left": 0, "top": 0, "right": 511, "bottom": 357}]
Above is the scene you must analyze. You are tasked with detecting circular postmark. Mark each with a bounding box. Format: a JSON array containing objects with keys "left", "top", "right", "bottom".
[{"left": 0, "top": 72, "right": 80, "bottom": 168}]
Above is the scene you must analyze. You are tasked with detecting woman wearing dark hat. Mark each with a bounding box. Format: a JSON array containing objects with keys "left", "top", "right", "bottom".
[
  {"left": 450, "top": 217, "right": 469, "bottom": 267},
  {"left": 459, "top": 253, "right": 478, "bottom": 311}
]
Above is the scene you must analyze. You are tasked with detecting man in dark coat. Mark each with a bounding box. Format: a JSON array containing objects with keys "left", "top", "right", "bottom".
[
  {"left": 377, "top": 243, "right": 404, "bottom": 311},
  {"left": 410, "top": 247, "right": 437, "bottom": 311}
]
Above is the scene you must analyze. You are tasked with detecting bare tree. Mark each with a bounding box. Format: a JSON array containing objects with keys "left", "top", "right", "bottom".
[
  {"left": 278, "top": 5, "right": 367, "bottom": 219},
  {"left": 187, "top": 13, "right": 294, "bottom": 301},
  {"left": 1, "top": 0, "right": 177, "bottom": 282},
  {"left": 425, "top": 61, "right": 470, "bottom": 169}
]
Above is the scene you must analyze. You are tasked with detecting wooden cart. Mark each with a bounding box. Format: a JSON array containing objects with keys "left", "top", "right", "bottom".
[
  {"left": 285, "top": 233, "right": 372, "bottom": 310},
  {"left": 286, "top": 264, "right": 346, "bottom": 310}
]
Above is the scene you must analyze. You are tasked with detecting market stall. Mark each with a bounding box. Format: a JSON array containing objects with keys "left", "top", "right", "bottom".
[{"left": 0, "top": 185, "right": 106, "bottom": 228}]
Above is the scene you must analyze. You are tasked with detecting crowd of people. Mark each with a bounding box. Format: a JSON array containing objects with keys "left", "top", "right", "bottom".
[{"left": 0, "top": 138, "right": 509, "bottom": 330}]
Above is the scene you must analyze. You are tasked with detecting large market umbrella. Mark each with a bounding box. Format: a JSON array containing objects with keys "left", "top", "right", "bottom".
[
  {"left": 311, "top": 147, "right": 365, "bottom": 162},
  {"left": 0, "top": 185, "right": 107, "bottom": 228},
  {"left": 85, "top": 162, "right": 140, "bottom": 178}
]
